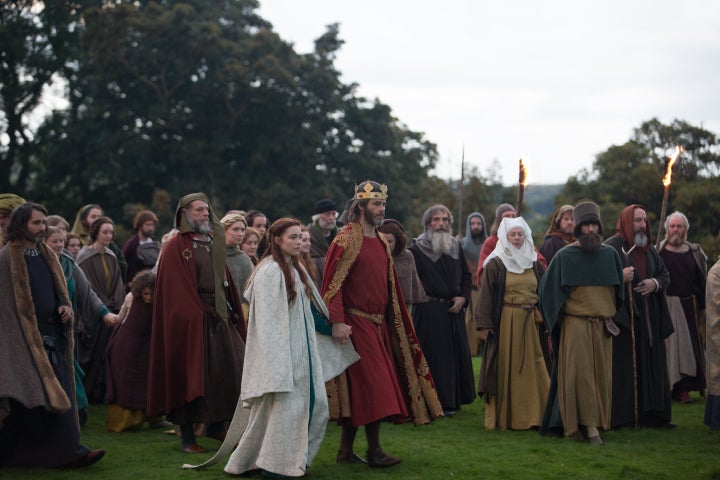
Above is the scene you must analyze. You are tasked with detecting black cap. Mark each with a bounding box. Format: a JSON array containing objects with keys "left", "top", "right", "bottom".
[{"left": 313, "top": 199, "right": 336, "bottom": 215}]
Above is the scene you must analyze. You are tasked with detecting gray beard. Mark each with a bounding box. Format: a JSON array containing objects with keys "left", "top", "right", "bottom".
[
  {"left": 188, "top": 217, "right": 212, "bottom": 235},
  {"left": 318, "top": 217, "right": 336, "bottom": 230},
  {"left": 634, "top": 230, "right": 648, "bottom": 248},
  {"left": 429, "top": 229, "right": 453, "bottom": 255},
  {"left": 667, "top": 233, "right": 684, "bottom": 246}
]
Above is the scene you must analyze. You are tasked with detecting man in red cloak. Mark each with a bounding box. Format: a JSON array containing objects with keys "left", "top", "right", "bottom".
[
  {"left": 147, "top": 193, "right": 245, "bottom": 453},
  {"left": 321, "top": 180, "right": 442, "bottom": 469},
  {"left": 605, "top": 204, "right": 673, "bottom": 428}
]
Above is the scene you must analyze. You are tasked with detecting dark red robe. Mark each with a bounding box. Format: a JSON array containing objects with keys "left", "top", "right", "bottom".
[{"left": 146, "top": 232, "right": 245, "bottom": 419}]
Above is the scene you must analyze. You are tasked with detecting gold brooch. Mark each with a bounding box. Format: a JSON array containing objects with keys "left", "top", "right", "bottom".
[{"left": 182, "top": 248, "right": 192, "bottom": 261}]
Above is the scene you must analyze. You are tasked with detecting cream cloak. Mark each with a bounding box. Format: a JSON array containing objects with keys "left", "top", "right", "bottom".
[{"left": 183, "top": 260, "right": 358, "bottom": 475}]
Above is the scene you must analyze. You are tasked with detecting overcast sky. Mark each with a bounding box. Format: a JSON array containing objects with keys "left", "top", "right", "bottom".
[{"left": 258, "top": 0, "right": 720, "bottom": 185}]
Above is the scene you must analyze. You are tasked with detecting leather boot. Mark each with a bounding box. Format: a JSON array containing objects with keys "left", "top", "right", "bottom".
[
  {"left": 336, "top": 449, "right": 367, "bottom": 464},
  {"left": 367, "top": 448, "right": 401, "bottom": 468}
]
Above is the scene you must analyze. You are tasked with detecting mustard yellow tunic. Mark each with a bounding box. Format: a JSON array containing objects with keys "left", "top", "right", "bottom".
[
  {"left": 558, "top": 286, "right": 615, "bottom": 437},
  {"left": 486, "top": 269, "right": 550, "bottom": 430}
]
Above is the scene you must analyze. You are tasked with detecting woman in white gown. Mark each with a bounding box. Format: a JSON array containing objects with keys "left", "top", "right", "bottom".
[{"left": 220, "top": 217, "right": 358, "bottom": 478}]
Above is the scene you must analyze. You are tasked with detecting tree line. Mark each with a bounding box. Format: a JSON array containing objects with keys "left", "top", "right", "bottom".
[{"left": 2, "top": 1, "right": 718, "bottom": 257}]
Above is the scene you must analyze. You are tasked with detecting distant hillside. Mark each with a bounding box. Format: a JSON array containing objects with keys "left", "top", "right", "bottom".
[
  {"left": 525, "top": 184, "right": 564, "bottom": 217},
  {"left": 521, "top": 184, "right": 564, "bottom": 239}
]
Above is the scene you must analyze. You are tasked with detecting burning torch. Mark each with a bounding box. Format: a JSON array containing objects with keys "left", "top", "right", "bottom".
[
  {"left": 516, "top": 158, "right": 528, "bottom": 216},
  {"left": 655, "top": 146, "right": 683, "bottom": 249}
]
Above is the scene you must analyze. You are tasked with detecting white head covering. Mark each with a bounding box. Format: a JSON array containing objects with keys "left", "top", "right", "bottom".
[{"left": 483, "top": 217, "right": 536, "bottom": 274}]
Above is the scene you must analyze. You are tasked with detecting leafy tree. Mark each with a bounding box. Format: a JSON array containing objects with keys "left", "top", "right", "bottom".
[
  {"left": 20, "top": 2, "right": 437, "bottom": 230},
  {"left": 0, "top": 0, "right": 87, "bottom": 194}
]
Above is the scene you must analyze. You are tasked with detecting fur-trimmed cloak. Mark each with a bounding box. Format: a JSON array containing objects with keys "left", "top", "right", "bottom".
[{"left": 0, "top": 242, "right": 74, "bottom": 418}]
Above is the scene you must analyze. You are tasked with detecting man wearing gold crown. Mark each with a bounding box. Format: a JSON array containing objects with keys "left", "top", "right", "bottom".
[{"left": 321, "top": 180, "right": 443, "bottom": 469}]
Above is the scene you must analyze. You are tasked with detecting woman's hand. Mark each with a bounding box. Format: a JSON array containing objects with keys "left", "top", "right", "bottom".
[
  {"left": 332, "top": 322, "right": 352, "bottom": 344},
  {"left": 103, "top": 313, "right": 120, "bottom": 326}
]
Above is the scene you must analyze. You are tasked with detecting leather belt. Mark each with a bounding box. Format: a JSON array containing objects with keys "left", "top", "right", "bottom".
[
  {"left": 503, "top": 303, "right": 536, "bottom": 312},
  {"left": 565, "top": 313, "right": 620, "bottom": 336},
  {"left": 344, "top": 308, "right": 383, "bottom": 325},
  {"left": 428, "top": 296, "right": 453, "bottom": 304}
]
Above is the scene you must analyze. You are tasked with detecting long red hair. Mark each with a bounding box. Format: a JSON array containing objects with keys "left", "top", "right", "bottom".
[{"left": 264, "top": 218, "right": 312, "bottom": 304}]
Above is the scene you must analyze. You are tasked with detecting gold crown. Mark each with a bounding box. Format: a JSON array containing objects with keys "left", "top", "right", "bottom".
[{"left": 354, "top": 182, "right": 388, "bottom": 200}]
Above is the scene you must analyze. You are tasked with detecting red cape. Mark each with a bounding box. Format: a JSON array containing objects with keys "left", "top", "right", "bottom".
[
  {"left": 321, "top": 222, "right": 443, "bottom": 425},
  {"left": 147, "top": 233, "right": 245, "bottom": 416}
]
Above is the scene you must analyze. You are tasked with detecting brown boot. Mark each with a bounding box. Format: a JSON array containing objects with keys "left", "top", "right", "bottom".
[
  {"left": 367, "top": 448, "right": 401, "bottom": 468},
  {"left": 336, "top": 449, "right": 367, "bottom": 464}
]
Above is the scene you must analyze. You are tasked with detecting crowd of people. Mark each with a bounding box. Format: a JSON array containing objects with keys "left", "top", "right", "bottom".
[{"left": 1, "top": 184, "right": 719, "bottom": 474}]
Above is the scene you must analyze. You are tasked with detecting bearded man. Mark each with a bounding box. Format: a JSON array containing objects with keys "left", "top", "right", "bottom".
[
  {"left": 0, "top": 203, "right": 104, "bottom": 468},
  {"left": 409, "top": 204, "right": 475, "bottom": 417},
  {"left": 658, "top": 211, "right": 708, "bottom": 403},
  {"left": 322, "top": 181, "right": 442, "bottom": 468},
  {"left": 605, "top": 204, "right": 674, "bottom": 428},
  {"left": 122, "top": 209, "right": 160, "bottom": 283},
  {"left": 147, "top": 193, "right": 245, "bottom": 453},
  {"left": 460, "top": 212, "right": 488, "bottom": 356},
  {"left": 308, "top": 199, "right": 338, "bottom": 283},
  {"left": 539, "top": 202, "right": 624, "bottom": 444}
]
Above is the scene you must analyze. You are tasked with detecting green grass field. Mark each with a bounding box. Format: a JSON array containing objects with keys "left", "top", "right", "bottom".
[{"left": 4, "top": 359, "right": 720, "bottom": 479}]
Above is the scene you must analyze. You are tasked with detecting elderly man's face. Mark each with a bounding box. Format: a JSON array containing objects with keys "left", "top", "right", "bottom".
[
  {"left": 429, "top": 211, "right": 451, "bottom": 233},
  {"left": 633, "top": 208, "right": 647, "bottom": 234},
  {"left": 185, "top": 200, "right": 211, "bottom": 233},
  {"left": 317, "top": 210, "right": 337, "bottom": 230},
  {"left": 666, "top": 215, "right": 687, "bottom": 246}
]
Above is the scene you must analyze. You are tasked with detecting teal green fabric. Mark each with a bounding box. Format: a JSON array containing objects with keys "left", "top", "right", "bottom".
[{"left": 311, "top": 301, "right": 332, "bottom": 335}]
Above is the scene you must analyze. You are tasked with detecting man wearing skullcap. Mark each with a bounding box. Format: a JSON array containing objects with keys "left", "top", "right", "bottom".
[{"left": 539, "top": 201, "right": 624, "bottom": 445}]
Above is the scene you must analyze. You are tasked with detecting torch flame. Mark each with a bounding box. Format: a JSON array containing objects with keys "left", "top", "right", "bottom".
[
  {"left": 662, "top": 146, "right": 683, "bottom": 187},
  {"left": 519, "top": 158, "right": 528, "bottom": 187}
]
